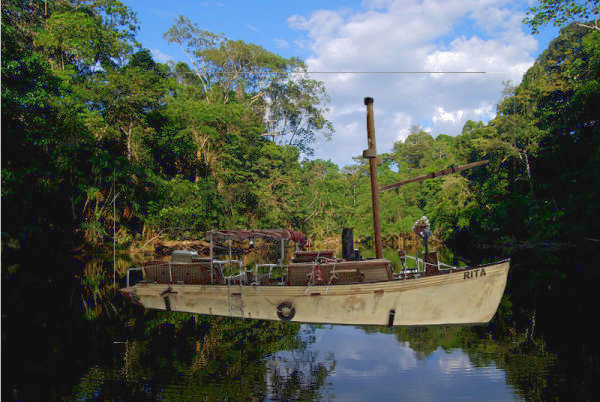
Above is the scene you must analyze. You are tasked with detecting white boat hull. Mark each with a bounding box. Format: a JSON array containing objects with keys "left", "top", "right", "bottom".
[{"left": 124, "top": 260, "right": 509, "bottom": 326}]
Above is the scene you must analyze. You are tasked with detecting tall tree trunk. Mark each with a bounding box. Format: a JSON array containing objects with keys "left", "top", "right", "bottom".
[
  {"left": 195, "top": 148, "right": 204, "bottom": 183},
  {"left": 523, "top": 151, "right": 534, "bottom": 197},
  {"left": 122, "top": 121, "right": 134, "bottom": 161}
]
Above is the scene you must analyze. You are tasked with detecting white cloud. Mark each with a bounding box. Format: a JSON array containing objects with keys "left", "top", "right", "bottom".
[
  {"left": 199, "top": 1, "right": 224, "bottom": 6},
  {"left": 341, "top": 122, "right": 359, "bottom": 136},
  {"left": 432, "top": 107, "right": 464, "bottom": 124},
  {"left": 392, "top": 112, "right": 412, "bottom": 142},
  {"left": 152, "top": 8, "right": 176, "bottom": 19},
  {"left": 244, "top": 23, "right": 258, "bottom": 32},
  {"left": 273, "top": 38, "right": 289, "bottom": 48},
  {"left": 474, "top": 102, "right": 495, "bottom": 120},
  {"left": 151, "top": 48, "right": 174, "bottom": 63},
  {"left": 287, "top": 0, "right": 540, "bottom": 167}
]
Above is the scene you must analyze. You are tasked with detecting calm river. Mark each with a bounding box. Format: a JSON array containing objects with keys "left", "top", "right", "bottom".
[{"left": 4, "top": 244, "right": 599, "bottom": 400}]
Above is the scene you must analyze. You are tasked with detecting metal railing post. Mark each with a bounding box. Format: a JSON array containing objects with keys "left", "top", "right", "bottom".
[
  {"left": 228, "top": 238, "right": 232, "bottom": 277},
  {"left": 210, "top": 234, "right": 214, "bottom": 284}
]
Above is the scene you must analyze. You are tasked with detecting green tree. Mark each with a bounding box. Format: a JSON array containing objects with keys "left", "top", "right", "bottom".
[
  {"left": 90, "top": 49, "right": 168, "bottom": 162},
  {"left": 392, "top": 126, "right": 435, "bottom": 169},
  {"left": 520, "top": 24, "right": 600, "bottom": 239},
  {"left": 265, "top": 72, "right": 334, "bottom": 155},
  {"left": 524, "top": 0, "right": 600, "bottom": 33},
  {"left": 163, "top": 16, "right": 333, "bottom": 156},
  {"left": 2, "top": 0, "right": 140, "bottom": 249}
]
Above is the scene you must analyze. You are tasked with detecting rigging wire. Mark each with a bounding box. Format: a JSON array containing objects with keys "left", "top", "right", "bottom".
[{"left": 170, "top": 70, "right": 487, "bottom": 75}]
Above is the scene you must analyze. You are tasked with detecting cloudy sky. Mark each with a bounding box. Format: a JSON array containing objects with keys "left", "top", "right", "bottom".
[
  {"left": 124, "top": 0, "right": 558, "bottom": 167},
  {"left": 268, "top": 325, "right": 517, "bottom": 400}
]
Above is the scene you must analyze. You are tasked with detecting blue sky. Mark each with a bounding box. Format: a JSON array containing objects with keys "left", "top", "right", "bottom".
[
  {"left": 123, "top": 0, "right": 559, "bottom": 167},
  {"left": 124, "top": 0, "right": 356, "bottom": 61}
]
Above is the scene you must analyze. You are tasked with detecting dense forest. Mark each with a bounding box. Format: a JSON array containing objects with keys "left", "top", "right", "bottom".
[
  {"left": 2, "top": 0, "right": 599, "bottom": 257},
  {"left": 2, "top": 1, "right": 599, "bottom": 399}
]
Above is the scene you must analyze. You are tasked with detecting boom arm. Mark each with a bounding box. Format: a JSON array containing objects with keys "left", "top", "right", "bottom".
[{"left": 379, "top": 160, "right": 489, "bottom": 192}]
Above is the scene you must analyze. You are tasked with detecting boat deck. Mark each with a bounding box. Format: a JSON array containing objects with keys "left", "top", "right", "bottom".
[{"left": 131, "top": 256, "right": 477, "bottom": 288}]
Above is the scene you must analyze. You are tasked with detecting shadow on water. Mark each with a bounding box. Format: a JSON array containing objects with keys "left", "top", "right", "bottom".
[{"left": 3, "top": 243, "right": 599, "bottom": 400}]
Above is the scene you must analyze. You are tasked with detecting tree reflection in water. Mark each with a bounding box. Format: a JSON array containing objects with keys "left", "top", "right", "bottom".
[
  {"left": 265, "top": 326, "right": 335, "bottom": 400},
  {"left": 387, "top": 326, "right": 559, "bottom": 401},
  {"left": 73, "top": 314, "right": 335, "bottom": 400}
]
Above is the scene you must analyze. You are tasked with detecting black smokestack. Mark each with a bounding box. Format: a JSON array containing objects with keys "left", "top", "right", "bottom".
[{"left": 342, "top": 228, "right": 354, "bottom": 260}]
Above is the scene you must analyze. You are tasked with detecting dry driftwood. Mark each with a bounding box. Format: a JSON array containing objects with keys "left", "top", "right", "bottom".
[{"left": 154, "top": 240, "right": 211, "bottom": 256}]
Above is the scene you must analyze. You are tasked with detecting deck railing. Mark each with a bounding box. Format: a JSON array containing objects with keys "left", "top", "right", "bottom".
[
  {"left": 125, "top": 251, "right": 462, "bottom": 288},
  {"left": 126, "top": 260, "right": 247, "bottom": 286},
  {"left": 126, "top": 267, "right": 144, "bottom": 288},
  {"left": 399, "top": 254, "right": 457, "bottom": 278}
]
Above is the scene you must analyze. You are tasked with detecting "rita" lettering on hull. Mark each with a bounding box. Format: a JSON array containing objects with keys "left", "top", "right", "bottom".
[{"left": 464, "top": 268, "right": 486, "bottom": 280}]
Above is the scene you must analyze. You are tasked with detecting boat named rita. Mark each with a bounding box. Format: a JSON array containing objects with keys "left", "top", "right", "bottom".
[{"left": 120, "top": 98, "right": 509, "bottom": 327}]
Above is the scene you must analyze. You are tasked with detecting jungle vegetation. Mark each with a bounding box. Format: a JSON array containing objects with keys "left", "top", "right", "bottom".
[
  {"left": 2, "top": 0, "right": 599, "bottom": 257},
  {"left": 3, "top": 2, "right": 599, "bottom": 399}
]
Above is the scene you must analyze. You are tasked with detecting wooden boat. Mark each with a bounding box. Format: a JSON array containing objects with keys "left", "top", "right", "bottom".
[{"left": 120, "top": 98, "right": 509, "bottom": 326}]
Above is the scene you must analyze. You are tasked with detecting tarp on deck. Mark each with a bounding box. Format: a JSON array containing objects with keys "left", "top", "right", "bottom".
[{"left": 205, "top": 229, "right": 306, "bottom": 245}]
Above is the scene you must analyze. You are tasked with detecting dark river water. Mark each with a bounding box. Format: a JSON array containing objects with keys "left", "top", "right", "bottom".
[{"left": 3, "top": 243, "right": 599, "bottom": 401}]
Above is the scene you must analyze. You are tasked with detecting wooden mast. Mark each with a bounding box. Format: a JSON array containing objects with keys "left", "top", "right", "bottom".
[{"left": 363, "top": 97, "right": 384, "bottom": 259}]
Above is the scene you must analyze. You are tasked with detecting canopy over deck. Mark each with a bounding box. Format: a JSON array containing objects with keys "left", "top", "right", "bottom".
[{"left": 205, "top": 229, "right": 306, "bottom": 245}]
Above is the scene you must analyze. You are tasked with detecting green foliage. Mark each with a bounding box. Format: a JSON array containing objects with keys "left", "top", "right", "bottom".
[
  {"left": 266, "top": 73, "right": 334, "bottom": 155},
  {"left": 1, "top": 4, "right": 334, "bottom": 251},
  {"left": 163, "top": 15, "right": 333, "bottom": 155},
  {"left": 3, "top": 3, "right": 597, "bottom": 258},
  {"left": 36, "top": 10, "right": 114, "bottom": 72},
  {"left": 146, "top": 176, "right": 222, "bottom": 233},
  {"left": 524, "top": 0, "right": 600, "bottom": 33},
  {"left": 392, "top": 126, "right": 436, "bottom": 168}
]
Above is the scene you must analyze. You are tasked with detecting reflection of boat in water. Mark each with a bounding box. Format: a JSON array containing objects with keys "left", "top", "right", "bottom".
[{"left": 121, "top": 98, "right": 509, "bottom": 326}]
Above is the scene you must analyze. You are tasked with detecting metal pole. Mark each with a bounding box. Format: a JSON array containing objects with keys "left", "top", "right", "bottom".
[
  {"left": 113, "top": 169, "right": 116, "bottom": 288},
  {"left": 363, "top": 97, "right": 384, "bottom": 259},
  {"left": 228, "top": 238, "right": 232, "bottom": 277},
  {"left": 210, "top": 234, "right": 214, "bottom": 284}
]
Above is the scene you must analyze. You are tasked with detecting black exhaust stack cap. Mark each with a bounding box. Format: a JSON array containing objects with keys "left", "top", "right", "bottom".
[{"left": 342, "top": 228, "right": 355, "bottom": 260}]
